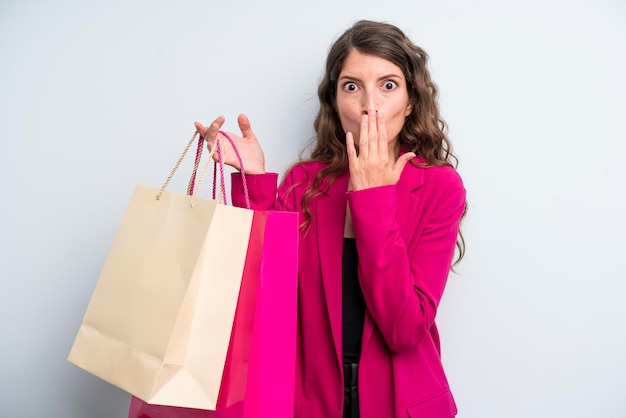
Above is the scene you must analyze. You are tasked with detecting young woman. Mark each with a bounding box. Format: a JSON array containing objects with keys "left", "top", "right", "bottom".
[{"left": 196, "top": 20, "right": 466, "bottom": 418}]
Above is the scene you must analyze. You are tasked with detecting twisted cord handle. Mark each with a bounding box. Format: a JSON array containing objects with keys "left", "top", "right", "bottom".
[
  {"left": 191, "top": 135, "right": 223, "bottom": 207},
  {"left": 156, "top": 128, "right": 251, "bottom": 210},
  {"left": 218, "top": 131, "right": 251, "bottom": 209},
  {"left": 156, "top": 131, "right": 198, "bottom": 201},
  {"left": 212, "top": 161, "right": 217, "bottom": 202},
  {"left": 214, "top": 137, "right": 228, "bottom": 205},
  {"left": 186, "top": 135, "right": 204, "bottom": 196}
]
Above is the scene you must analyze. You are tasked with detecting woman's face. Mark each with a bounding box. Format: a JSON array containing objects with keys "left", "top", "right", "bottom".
[{"left": 335, "top": 49, "right": 412, "bottom": 155}]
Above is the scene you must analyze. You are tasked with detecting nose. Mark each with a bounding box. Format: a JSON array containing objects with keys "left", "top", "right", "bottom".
[{"left": 361, "top": 91, "right": 377, "bottom": 115}]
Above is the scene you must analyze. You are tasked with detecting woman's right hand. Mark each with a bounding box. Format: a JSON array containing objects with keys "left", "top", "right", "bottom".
[{"left": 194, "top": 114, "right": 266, "bottom": 174}]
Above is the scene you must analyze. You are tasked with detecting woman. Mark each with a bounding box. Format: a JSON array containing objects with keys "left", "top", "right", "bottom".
[{"left": 196, "top": 20, "right": 466, "bottom": 418}]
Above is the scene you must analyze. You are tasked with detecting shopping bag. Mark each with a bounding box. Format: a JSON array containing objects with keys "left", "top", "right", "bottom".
[
  {"left": 210, "top": 132, "right": 297, "bottom": 418},
  {"left": 126, "top": 131, "right": 298, "bottom": 418},
  {"left": 128, "top": 209, "right": 298, "bottom": 418},
  {"left": 68, "top": 132, "right": 255, "bottom": 410},
  {"left": 217, "top": 209, "right": 298, "bottom": 418}
]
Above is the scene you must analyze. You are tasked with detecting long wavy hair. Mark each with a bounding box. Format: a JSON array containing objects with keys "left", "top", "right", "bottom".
[{"left": 295, "top": 20, "right": 466, "bottom": 264}]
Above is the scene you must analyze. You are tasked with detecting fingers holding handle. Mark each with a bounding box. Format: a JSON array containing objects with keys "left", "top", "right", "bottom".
[
  {"left": 194, "top": 115, "right": 225, "bottom": 153},
  {"left": 193, "top": 114, "right": 265, "bottom": 174}
]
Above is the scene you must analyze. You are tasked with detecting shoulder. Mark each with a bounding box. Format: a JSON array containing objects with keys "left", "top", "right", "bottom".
[
  {"left": 401, "top": 157, "right": 465, "bottom": 203},
  {"left": 405, "top": 156, "right": 463, "bottom": 187},
  {"left": 424, "top": 164, "right": 464, "bottom": 191}
]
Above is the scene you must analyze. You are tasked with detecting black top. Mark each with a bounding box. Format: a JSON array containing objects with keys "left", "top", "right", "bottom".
[{"left": 342, "top": 238, "right": 366, "bottom": 364}]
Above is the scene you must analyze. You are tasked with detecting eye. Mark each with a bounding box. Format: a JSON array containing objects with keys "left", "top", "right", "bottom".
[
  {"left": 383, "top": 80, "right": 398, "bottom": 90},
  {"left": 342, "top": 82, "right": 358, "bottom": 92}
]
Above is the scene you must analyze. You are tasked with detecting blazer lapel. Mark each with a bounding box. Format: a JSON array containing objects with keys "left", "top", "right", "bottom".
[{"left": 315, "top": 173, "right": 349, "bottom": 372}]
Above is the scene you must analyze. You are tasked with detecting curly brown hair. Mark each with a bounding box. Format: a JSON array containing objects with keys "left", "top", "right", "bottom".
[{"left": 295, "top": 20, "right": 466, "bottom": 264}]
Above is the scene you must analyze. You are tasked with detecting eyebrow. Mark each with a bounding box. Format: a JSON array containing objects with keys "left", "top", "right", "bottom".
[{"left": 338, "top": 73, "right": 403, "bottom": 82}]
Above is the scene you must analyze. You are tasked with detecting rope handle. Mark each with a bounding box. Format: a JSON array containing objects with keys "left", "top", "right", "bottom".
[
  {"left": 155, "top": 128, "right": 251, "bottom": 210},
  {"left": 213, "top": 134, "right": 227, "bottom": 204},
  {"left": 188, "top": 131, "right": 250, "bottom": 209},
  {"left": 156, "top": 131, "right": 198, "bottom": 201},
  {"left": 186, "top": 134, "right": 204, "bottom": 196},
  {"left": 191, "top": 135, "right": 224, "bottom": 207},
  {"left": 185, "top": 132, "right": 226, "bottom": 203},
  {"left": 156, "top": 130, "right": 222, "bottom": 204},
  {"left": 218, "top": 131, "right": 251, "bottom": 209}
]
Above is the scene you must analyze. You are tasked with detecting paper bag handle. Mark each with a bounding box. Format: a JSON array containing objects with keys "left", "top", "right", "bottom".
[
  {"left": 156, "top": 131, "right": 221, "bottom": 202},
  {"left": 191, "top": 134, "right": 226, "bottom": 206},
  {"left": 186, "top": 134, "right": 205, "bottom": 196},
  {"left": 156, "top": 131, "right": 199, "bottom": 200},
  {"left": 156, "top": 129, "right": 251, "bottom": 210},
  {"left": 218, "top": 131, "right": 250, "bottom": 209},
  {"left": 190, "top": 131, "right": 251, "bottom": 209}
]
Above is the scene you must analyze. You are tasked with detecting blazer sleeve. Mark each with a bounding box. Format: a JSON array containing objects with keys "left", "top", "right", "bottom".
[
  {"left": 231, "top": 172, "right": 279, "bottom": 210},
  {"left": 231, "top": 168, "right": 300, "bottom": 212},
  {"left": 348, "top": 170, "right": 466, "bottom": 353}
]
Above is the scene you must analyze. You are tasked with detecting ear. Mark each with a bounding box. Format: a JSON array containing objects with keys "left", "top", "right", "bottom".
[{"left": 404, "top": 102, "right": 413, "bottom": 117}]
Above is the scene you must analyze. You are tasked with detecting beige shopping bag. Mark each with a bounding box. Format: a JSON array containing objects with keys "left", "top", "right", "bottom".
[{"left": 68, "top": 132, "right": 252, "bottom": 410}]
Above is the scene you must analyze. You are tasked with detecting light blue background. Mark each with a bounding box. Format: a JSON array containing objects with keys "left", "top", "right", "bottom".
[{"left": 1, "top": 0, "right": 625, "bottom": 417}]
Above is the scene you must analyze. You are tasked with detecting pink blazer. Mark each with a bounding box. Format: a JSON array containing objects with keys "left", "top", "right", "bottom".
[{"left": 232, "top": 157, "right": 466, "bottom": 418}]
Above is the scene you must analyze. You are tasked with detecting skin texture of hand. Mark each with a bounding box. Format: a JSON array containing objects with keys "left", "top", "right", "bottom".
[
  {"left": 193, "top": 114, "right": 266, "bottom": 174},
  {"left": 346, "top": 110, "right": 416, "bottom": 191}
]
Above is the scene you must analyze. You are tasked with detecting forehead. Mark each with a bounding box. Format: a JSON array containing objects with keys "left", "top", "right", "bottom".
[{"left": 339, "top": 50, "right": 404, "bottom": 78}]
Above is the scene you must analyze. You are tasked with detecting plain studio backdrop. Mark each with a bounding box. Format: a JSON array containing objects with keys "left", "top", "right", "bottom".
[{"left": 1, "top": 0, "right": 625, "bottom": 417}]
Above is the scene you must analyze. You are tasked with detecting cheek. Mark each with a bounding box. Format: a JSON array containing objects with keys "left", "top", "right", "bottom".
[
  {"left": 337, "top": 100, "right": 361, "bottom": 121},
  {"left": 383, "top": 108, "right": 409, "bottom": 140},
  {"left": 337, "top": 104, "right": 362, "bottom": 133}
]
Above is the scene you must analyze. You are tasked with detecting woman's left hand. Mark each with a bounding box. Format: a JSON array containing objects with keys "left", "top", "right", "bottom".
[{"left": 346, "top": 109, "right": 416, "bottom": 191}]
